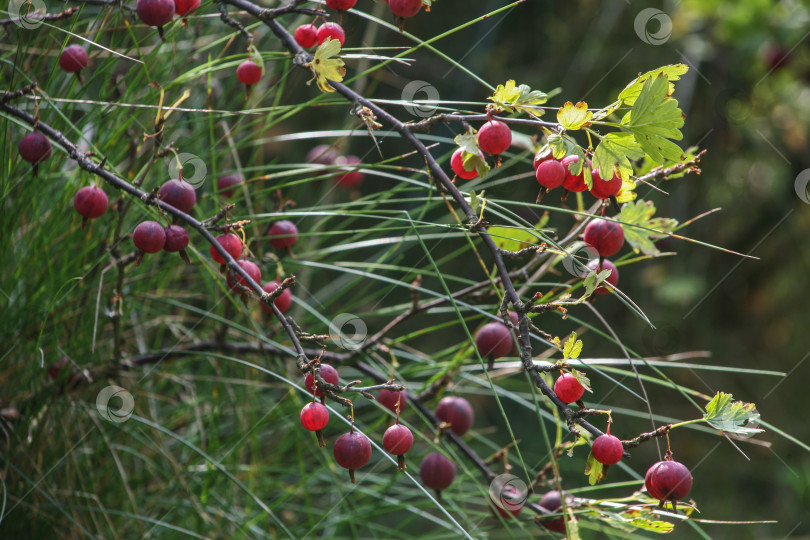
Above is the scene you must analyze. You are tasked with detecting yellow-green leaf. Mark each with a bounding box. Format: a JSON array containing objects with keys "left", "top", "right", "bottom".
[
  {"left": 563, "top": 332, "right": 583, "bottom": 360},
  {"left": 618, "top": 64, "right": 689, "bottom": 106},
  {"left": 306, "top": 38, "right": 346, "bottom": 93},
  {"left": 584, "top": 451, "right": 606, "bottom": 485},
  {"left": 488, "top": 226, "right": 538, "bottom": 252},
  {"left": 489, "top": 79, "right": 548, "bottom": 115},
  {"left": 557, "top": 101, "right": 593, "bottom": 130}
]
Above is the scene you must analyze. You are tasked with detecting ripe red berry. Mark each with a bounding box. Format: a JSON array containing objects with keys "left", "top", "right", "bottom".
[
  {"left": 592, "top": 433, "right": 624, "bottom": 465},
  {"left": 334, "top": 155, "right": 364, "bottom": 188},
  {"left": 317, "top": 23, "right": 346, "bottom": 46},
  {"left": 535, "top": 159, "right": 566, "bottom": 189},
  {"left": 268, "top": 220, "right": 299, "bottom": 249},
  {"left": 561, "top": 155, "right": 588, "bottom": 192},
  {"left": 236, "top": 61, "right": 262, "bottom": 85},
  {"left": 334, "top": 431, "right": 372, "bottom": 482},
  {"left": 435, "top": 396, "right": 474, "bottom": 436},
  {"left": 305, "top": 364, "right": 339, "bottom": 397},
  {"left": 260, "top": 280, "right": 293, "bottom": 314},
  {"left": 475, "top": 321, "right": 512, "bottom": 360},
  {"left": 450, "top": 148, "right": 479, "bottom": 180},
  {"left": 306, "top": 144, "right": 339, "bottom": 165},
  {"left": 326, "top": 0, "right": 356, "bottom": 10},
  {"left": 59, "top": 45, "right": 88, "bottom": 73},
  {"left": 73, "top": 186, "right": 108, "bottom": 222},
  {"left": 533, "top": 148, "right": 552, "bottom": 169},
  {"left": 590, "top": 168, "right": 622, "bottom": 199},
  {"left": 645, "top": 460, "right": 692, "bottom": 506},
  {"left": 210, "top": 232, "right": 242, "bottom": 264},
  {"left": 383, "top": 424, "right": 414, "bottom": 470},
  {"left": 227, "top": 260, "right": 262, "bottom": 294},
  {"left": 216, "top": 174, "right": 243, "bottom": 198},
  {"left": 163, "top": 224, "right": 189, "bottom": 252},
  {"left": 301, "top": 402, "right": 330, "bottom": 445},
  {"left": 294, "top": 24, "right": 318, "bottom": 48},
  {"left": 420, "top": 452, "right": 456, "bottom": 491},
  {"left": 378, "top": 388, "right": 407, "bottom": 413},
  {"left": 158, "top": 179, "right": 196, "bottom": 213},
  {"left": 584, "top": 218, "right": 624, "bottom": 258},
  {"left": 489, "top": 483, "right": 523, "bottom": 519},
  {"left": 554, "top": 373, "right": 584, "bottom": 404},
  {"left": 18, "top": 132, "right": 52, "bottom": 164},
  {"left": 389, "top": 0, "right": 422, "bottom": 18},
  {"left": 133, "top": 221, "right": 166, "bottom": 253},
  {"left": 136, "top": 0, "right": 175, "bottom": 27},
  {"left": 477, "top": 120, "right": 512, "bottom": 155},
  {"left": 173, "top": 0, "right": 199, "bottom": 16},
  {"left": 538, "top": 491, "right": 568, "bottom": 533},
  {"left": 584, "top": 258, "right": 618, "bottom": 295}
]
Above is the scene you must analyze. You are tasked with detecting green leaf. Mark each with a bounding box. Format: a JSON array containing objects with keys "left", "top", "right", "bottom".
[
  {"left": 618, "top": 64, "right": 689, "bottom": 106},
  {"left": 563, "top": 332, "right": 583, "bottom": 360},
  {"left": 583, "top": 268, "right": 612, "bottom": 297},
  {"left": 622, "top": 75, "right": 685, "bottom": 164},
  {"left": 488, "top": 79, "right": 548, "bottom": 115},
  {"left": 557, "top": 101, "right": 593, "bottom": 130},
  {"left": 591, "top": 132, "right": 645, "bottom": 183},
  {"left": 468, "top": 189, "right": 480, "bottom": 214},
  {"left": 704, "top": 392, "right": 764, "bottom": 437},
  {"left": 487, "top": 226, "right": 537, "bottom": 252},
  {"left": 546, "top": 133, "right": 585, "bottom": 161},
  {"left": 571, "top": 368, "right": 591, "bottom": 393},
  {"left": 617, "top": 200, "right": 678, "bottom": 256},
  {"left": 454, "top": 133, "right": 490, "bottom": 176},
  {"left": 626, "top": 517, "right": 675, "bottom": 533},
  {"left": 584, "top": 451, "right": 606, "bottom": 485}
]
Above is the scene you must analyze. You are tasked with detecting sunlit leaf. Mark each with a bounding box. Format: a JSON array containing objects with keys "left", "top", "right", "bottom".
[
  {"left": 617, "top": 200, "right": 678, "bottom": 256},
  {"left": 704, "top": 392, "right": 764, "bottom": 436},
  {"left": 557, "top": 101, "right": 593, "bottom": 130}
]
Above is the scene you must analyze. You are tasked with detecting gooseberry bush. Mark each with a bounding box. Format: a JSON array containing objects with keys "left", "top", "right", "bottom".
[{"left": 0, "top": 1, "right": 781, "bottom": 538}]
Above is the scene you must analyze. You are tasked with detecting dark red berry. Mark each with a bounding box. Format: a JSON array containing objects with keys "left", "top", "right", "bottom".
[
  {"left": 538, "top": 491, "right": 569, "bottom": 533},
  {"left": 450, "top": 148, "right": 479, "bottom": 180},
  {"left": 158, "top": 179, "right": 196, "bottom": 213},
  {"left": 136, "top": 0, "right": 175, "bottom": 27},
  {"left": 268, "top": 220, "right": 299, "bottom": 249},
  {"left": 59, "top": 45, "right": 88, "bottom": 73},
  {"left": 216, "top": 174, "right": 243, "bottom": 198},
  {"left": 317, "top": 23, "right": 345, "bottom": 46},
  {"left": 584, "top": 218, "right": 624, "bottom": 258},
  {"left": 477, "top": 120, "right": 512, "bottom": 155},
  {"left": 300, "top": 402, "right": 330, "bottom": 431},
  {"left": 420, "top": 452, "right": 456, "bottom": 491},
  {"left": 592, "top": 433, "right": 624, "bottom": 465},
  {"left": 133, "top": 221, "right": 166, "bottom": 253},
  {"left": 489, "top": 483, "right": 523, "bottom": 519},
  {"left": 535, "top": 159, "right": 566, "bottom": 189},
  {"left": 561, "top": 155, "right": 587, "bottom": 192},
  {"left": 260, "top": 280, "right": 293, "bottom": 314},
  {"left": 173, "top": 0, "right": 199, "bottom": 16},
  {"left": 48, "top": 356, "right": 73, "bottom": 381},
  {"left": 554, "top": 373, "right": 584, "bottom": 404},
  {"left": 236, "top": 61, "right": 262, "bottom": 85},
  {"left": 533, "top": 148, "right": 552, "bottom": 169},
  {"left": 210, "top": 232, "right": 242, "bottom": 264},
  {"left": 305, "top": 364, "right": 339, "bottom": 397},
  {"left": 227, "top": 260, "right": 261, "bottom": 294},
  {"left": 389, "top": 0, "right": 422, "bottom": 18},
  {"left": 590, "top": 168, "right": 622, "bottom": 199},
  {"left": 435, "top": 396, "right": 474, "bottom": 436},
  {"left": 18, "top": 132, "right": 52, "bottom": 164},
  {"left": 74, "top": 186, "right": 108, "bottom": 220},
  {"left": 645, "top": 460, "right": 692, "bottom": 504},
  {"left": 163, "top": 224, "right": 189, "bottom": 252},
  {"left": 378, "top": 388, "right": 407, "bottom": 413},
  {"left": 475, "top": 321, "right": 512, "bottom": 359},
  {"left": 334, "top": 155, "right": 364, "bottom": 188},
  {"left": 294, "top": 24, "right": 318, "bottom": 48},
  {"left": 334, "top": 431, "right": 372, "bottom": 482},
  {"left": 306, "top": 144, "right": 338, "bottom": 165},
  {"left": 383, "top": 424, "right": 414, "bottom": 456},
  {"left": 326, "top": 0, "right": 356, "bottom": 10},
  {"left": 763, "top": 43, "right": 791, "bottom": 72},
  {"left": 584, "top": 258, "right": 618, "bottom": 295}
]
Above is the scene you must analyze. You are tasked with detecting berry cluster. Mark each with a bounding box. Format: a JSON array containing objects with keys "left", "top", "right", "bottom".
[{"left": 534, "top": 149, "right": 622, "bottom": 201}]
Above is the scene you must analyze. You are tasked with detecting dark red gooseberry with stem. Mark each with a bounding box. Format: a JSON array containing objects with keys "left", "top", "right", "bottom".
[
  {"left": 389, "top": 0, "right": 422, "bottom": 18},
  {"left": 378, "top": 388, "right": 407, "bottom": 413},
  {"left": 306, "top": 144, "right": 338, "bottom": 165},
  {"left": 227, "top": 260, "right": 262, "bottom": 294},
  {"left": 477, "top": 119, "right": 512, "bottom": 155},
  {"left": 300, "top": 401, "right": 330, "bottom": 447},
  {"left": 268, "top": 220, "right": 299, "bottom": 249},
  {"left": 163, "top": 224, "right": 189, "bottom": 252},
  {"left": 260, "top": 280, "right": 293, "bottom": 314},
  {"left": 173, "top": 0, "right": 200, "bottom": 16},
  {"left": 334, "top": 155, "right": 364, "bottom": 188},
  {"left": 420, "top": 452, "right": 456, "bottom": 493},
  {"left": 317, "top": 23, "right": 346, "bottom": 46},
  {"left": 59, "top": 45, "right": 88, "bottom": 73},
  {"left": 158, "top": 179, "right": 196, "bottom": 213},
  {"left": 584, "top": 258, "right": 618, "bottom": 295},
  {"left": 19, "top": 132, "right": 52, "bottom": 177},
  {"left": 383, "top": 423, "right": 414, "bottom": 470},
  {"left": 584, "top": 218, "right": 624, "bottom": 258},
  {"left": 237, "top": 61, "right": 262, "bottom": 99},
  {"left": 435, "top": 396, "right": 474, "bottom": 436},
  {"left": 334, "top": 431, "right": 372, "bottom": 483},
  {"left": 645, "top": 459, "right": 692, "bottom": 509},
  {"left": 450, "top": 148, "right": 479, "bottom": 180},
  {"left": 210, "top": 232, "right": 242, "bottom": 264},
  {"left": 533, "top": 148, "right": 553, "bottom": 169},
  {"left": 475, "top": 321, "right": 513, "bottom": 365},
  {"left": 554, "top": 373, "right": 584, "bottom": 404},
  {"left": 326, "top": 0, "right": 356, "bottom": 11},
  {"left": 136, "top": 0, "right": 174, "bottom": 27},
  {"left": 294, "top": 24, "right": 318, "bottom": 48},
  {"left": 305, "top": 364, "right": 339, "bottom": 397},
  {"left": 133, "top": 221, "right": 166, "bottom": 254},
  {"left": 590, "top": 168, "right": 622, "bottom": 199},
  {"left": 489, "top": 483, "right": 524, "bottom": 519},
  {"left": 535, "top": 159, "right": 566, "bottom": 189},
  {"left": 538, "top": 490, "right": 569, "bottom": 533},
  {"left": 592, "top": 433, "right": 624, "bottom": 465},
  {"left": 216, "top": 174, "right": 243, "bottom": 198},
  {"left": 561, "top": 155, "right": 588, "bottom": 193},
  {"left": 73, "top": 186, "right": 108, "bottom": 227}
]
